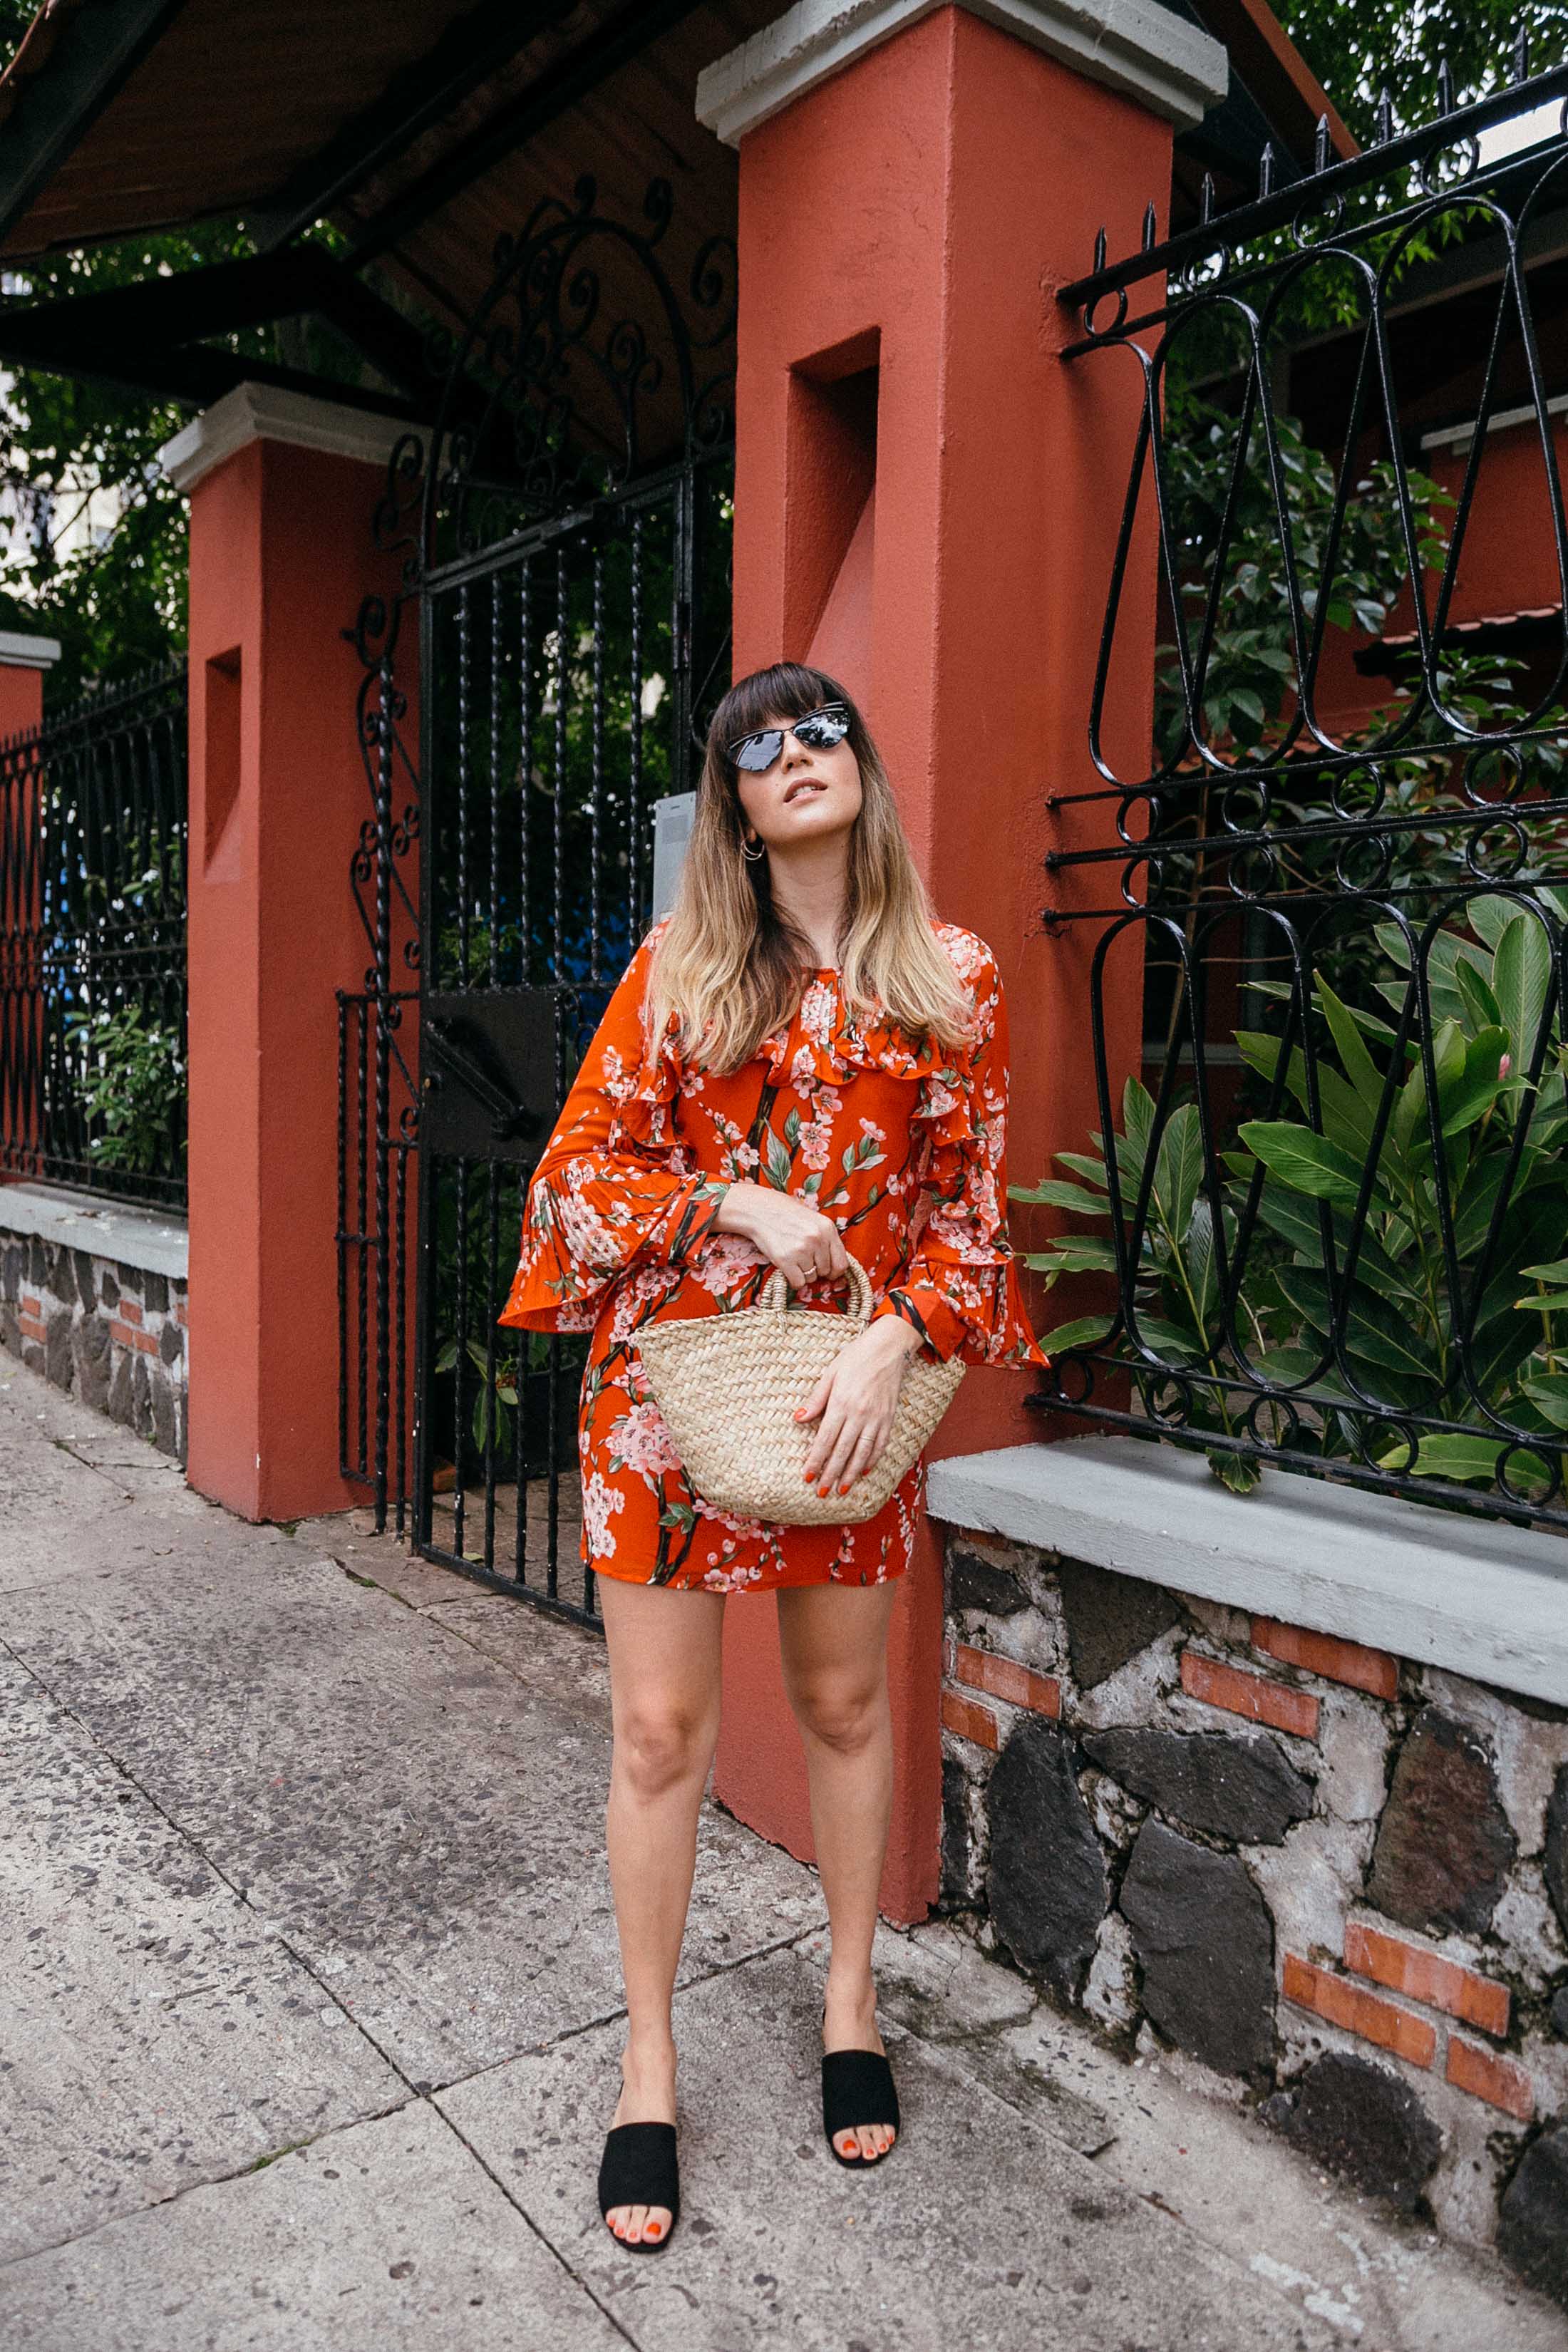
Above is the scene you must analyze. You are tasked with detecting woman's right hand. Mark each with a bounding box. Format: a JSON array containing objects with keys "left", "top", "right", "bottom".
[{"left": 714, "top": 1181, "right": 848, "bottom": 1290}]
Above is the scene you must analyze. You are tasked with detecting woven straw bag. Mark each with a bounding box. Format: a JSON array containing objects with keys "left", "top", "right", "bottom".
[{"left": 634, "top": 1253, "right": 964, "bottom": 1526}]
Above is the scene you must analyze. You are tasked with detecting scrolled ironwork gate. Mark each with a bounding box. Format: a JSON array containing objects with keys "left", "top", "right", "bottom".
[
  {"left": 1033, "top": 52, "right": 1568, "bottom": 1532},
  {"left": 0, "top": 662, "right": 189, "bottom": 1209},
  {"left": 341, "top": 177, "right": 735, "bottom": 1617}
]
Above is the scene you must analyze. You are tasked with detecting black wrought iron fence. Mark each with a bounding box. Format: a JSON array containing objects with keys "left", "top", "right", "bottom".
[
  {"left": 0, "top": 663, "right": 188, "bottom": 1210},
  {"left": 1028, "top": 49, "right": 1568, "bottom": 1530}
]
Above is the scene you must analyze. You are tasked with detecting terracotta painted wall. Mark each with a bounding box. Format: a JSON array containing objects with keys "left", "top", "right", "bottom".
[{"left": 717, "top": 4, "right": 1169, "bottom": 1919}]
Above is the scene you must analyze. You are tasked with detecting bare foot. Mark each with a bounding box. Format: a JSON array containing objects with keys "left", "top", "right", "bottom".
[
  {"left": 604, "top": 2036, "right": 676, "bottom": 2245},
  {"left": 822, "top": 1973, "right": 897, "bottom": 2165}
]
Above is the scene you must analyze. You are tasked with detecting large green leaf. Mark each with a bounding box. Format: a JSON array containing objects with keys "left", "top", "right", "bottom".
[
  {"left": 1274, "top": 1267, "right": 1440, "bottom": 1383},
  {"left": 1439, "top": 1026, "right": 1510, "bottom": 1139},
  {"left": 1036, "top": 1315, "right": 1114, "bottom": 1354},
  {"left": 1375, "top": 1430, "right": 1552, "bottom": 1494},
  {"left": 1239, "top": 1121, "right": 1366, "bottom": 1204},
  {"left": 1491, "top": 913, "right": 1552, "bottom": 1078},
  {"left": 1153, "top": 1102, "right": 1204, "bottom": 1244},
  {"left": 1011, "top": 1178, "right": 1110, "bottom": 1214},
  {"left": 1026, "top": 1239, "right": 1123, "bottom": 1275},
  {"left": 1465, "top": 895, "right": 1520, "bottom": 951},
  {"left": 1128, "top": 1311, "right": 1203, "bottom": 1361},
  {"left": 1315, "top": 975, "right": 1386, "bottom": 1111},
  {"left": 1522, "top": 1373, "right": 1568, "bottom": 1430},
  {"left": 1122, "top": 1078, "right": 1155, "bottom": 1178},
  {"left": 1058, "top": 1151, "right": 1110, "bottom": 1189},
  {"left": 1185, "top": 1196, "right": 1218, "bottom": 1324},
  {"left": 1452, "top": 955, "right": 1504, "bottom": 1038}
]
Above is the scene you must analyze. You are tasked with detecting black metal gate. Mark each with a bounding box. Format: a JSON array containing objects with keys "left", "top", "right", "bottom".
[
  {"left": 341, "top": 179, "right": 735, "bottom": 1618},
  {"left": 1036, "top": 53, "right": 1568, "bottom": 1532}
]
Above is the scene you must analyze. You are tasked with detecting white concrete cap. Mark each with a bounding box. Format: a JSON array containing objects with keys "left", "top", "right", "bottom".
[
  {"left": 696, "top": 0, "right": 1228, "bottom": 144},
  {"left": 0, "top": 1182, "right": 188, "bottom": 1279},
  {"left": 158, "top": 382, "right": 419, "bottom": 495},
  {"left": 928, "top": 1436, "right": 1568, "bottom": 1708},
  {"left": 0, "top": 629, "right": 62, "bottom": 669}
]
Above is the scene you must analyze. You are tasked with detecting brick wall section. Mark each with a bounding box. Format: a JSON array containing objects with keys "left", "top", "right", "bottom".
[
  {"left": 936, "top": 1523, "right": 1568, "bottom": 2271},
  {"left": 1445, "top": 2036, "right": 1535, "bottom": 2122},
  {"left": 0, "top": 1224, "right": 187, "bottom": 1460},
  {"left": 1281, "top": 1953, "right": 1438, "bottom": 2068},
  {"left": 950, "top": 1644, "right": 1061, "bottom": 1718},
  {"left": 1344, "top": 1919, "right": 1510, "bottom": 2038},
  {"left": 1251, "top": 1616, "right": 1399, "bottom": 1701},
  {"left": 941, "top": 1689, "right": 999, "bottom": 1750},
  {"left": 1180, "top": 1649, "right": 1320, "bottom": 1740}
]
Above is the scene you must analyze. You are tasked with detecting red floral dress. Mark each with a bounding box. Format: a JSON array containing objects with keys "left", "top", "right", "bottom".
[{"left": 498, "top": 919, "right": 1046, "bottom": 1592}]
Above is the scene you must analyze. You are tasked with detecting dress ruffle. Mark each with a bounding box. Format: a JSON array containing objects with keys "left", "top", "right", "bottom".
[{"left": 607, "top": 967, "right": 959, "bottom": 1162}]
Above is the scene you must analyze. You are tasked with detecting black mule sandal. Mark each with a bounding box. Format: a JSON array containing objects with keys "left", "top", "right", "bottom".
[
  {"left": 597, "top": 2121, "right": 680, "bottom": 2250},
  {"left": 821, "top": 2048, "right": 900, "bottom": 2168}
]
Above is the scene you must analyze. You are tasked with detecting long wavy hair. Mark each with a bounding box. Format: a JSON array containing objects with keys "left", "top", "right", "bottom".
[{"left": 645, "top": 663, "right": 974, "bottom": 1073}]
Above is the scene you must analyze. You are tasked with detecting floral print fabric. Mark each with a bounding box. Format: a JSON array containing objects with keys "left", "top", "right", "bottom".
[{"left": 498, "top": 919, "right": 1047, "bottom": 1592}]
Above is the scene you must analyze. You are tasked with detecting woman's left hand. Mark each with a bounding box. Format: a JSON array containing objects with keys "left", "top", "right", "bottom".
[{"left": 795, "top": 1315, "right": 925, "bottom": 1498}]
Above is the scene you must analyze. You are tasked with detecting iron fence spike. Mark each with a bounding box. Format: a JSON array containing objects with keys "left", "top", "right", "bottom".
[
  {"left": 1143, "top": 200, "right": 1157, "bottom": 249},
  {"left": 1513, "top": 22, "right": 1529, "bottom": 82},
  {"left": 1200, "top": 171, "right": 1216, "bottom": 224},
  {"left": 1259, "top": 141, "right": 1276, "bottom": 198},
  {"left": 1314, "top": 113, "right": 1331, "bottom": 173}
]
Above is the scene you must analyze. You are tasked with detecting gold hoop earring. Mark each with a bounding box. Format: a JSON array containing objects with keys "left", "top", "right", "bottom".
[{"left": 742, "top": 837, "right": 766, "bottom": 863}]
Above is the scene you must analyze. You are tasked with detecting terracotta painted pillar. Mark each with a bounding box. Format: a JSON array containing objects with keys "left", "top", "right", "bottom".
[
  {"left": 696, "top": 0, "right": 1225, "bottom": 1919},
  {"left": 160, "top": 385, "right": 412, "bottom": 1521},
  {"left": 0, "top": 629, "right": 62, "bottom": 1185},
  {"left": 0, "top": 628, "right": 59, "bottom": 737}
]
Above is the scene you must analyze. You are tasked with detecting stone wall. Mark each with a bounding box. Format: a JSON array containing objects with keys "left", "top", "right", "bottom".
[
  {"left": 937, "top": 1526, "right": 1568, "bottom": 2309},
  {"left": 0, "top": 1224, "right": 186, "bottom": 1460}
]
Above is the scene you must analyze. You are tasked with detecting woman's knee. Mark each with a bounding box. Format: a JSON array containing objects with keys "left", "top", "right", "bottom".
[
  {"left": 788, "top": 1672, "right": 884, "bottom": 1756},
  {"left": 613, "top": 1701, "right": 716, "bottom": 1800}
]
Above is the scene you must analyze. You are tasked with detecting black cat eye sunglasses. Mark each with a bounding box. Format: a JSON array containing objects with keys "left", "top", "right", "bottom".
[{"left": 726, "top": 703, "right": 852, "bottom": 774}]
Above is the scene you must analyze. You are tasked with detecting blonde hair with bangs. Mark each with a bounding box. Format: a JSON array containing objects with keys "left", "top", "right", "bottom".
[{"left": 645, "top": 664, "right": 974, "bottom": 1073}]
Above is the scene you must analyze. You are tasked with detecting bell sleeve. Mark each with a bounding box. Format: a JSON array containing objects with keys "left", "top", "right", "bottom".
[
  {"left": 870, "top": 944, "right": 1049, "bottom": 1368},
  {"left": 497, "top": 932, "right": 728, "bottom": 1334}
]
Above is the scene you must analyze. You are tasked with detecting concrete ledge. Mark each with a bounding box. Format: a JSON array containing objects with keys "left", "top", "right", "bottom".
[
  {"left": 0, "top": 1183, "right": 188, "bottom": 1281},
  {"left": 695, "top": 0, "right": 1229, "bottom": 144},
  {"left": 0, "top": 629, "right": 61, "bottom": 670},
  {"left": 927, "top": 1437, "right": 1568, "bottom": 1708},
  {"left": 158, "top": 383, "right": 417, "bottom": 495}
]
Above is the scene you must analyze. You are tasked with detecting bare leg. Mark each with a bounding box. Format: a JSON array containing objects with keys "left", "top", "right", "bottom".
[
  {"left": 597, "top": 1576, "right": 727, "bottom": 2242},
  {"left": 775, "top": 1579, "right": 899, "bottom": 2163}
]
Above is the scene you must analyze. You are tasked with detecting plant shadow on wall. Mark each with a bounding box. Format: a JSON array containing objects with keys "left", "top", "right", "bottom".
[{"left": 1016, "top": 336, "right": 1568, "bottom": 1522}]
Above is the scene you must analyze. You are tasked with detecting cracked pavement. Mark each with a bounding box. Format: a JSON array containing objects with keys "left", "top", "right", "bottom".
[{"left": 0, "top": 1358, "right": 1563, "bottom": 2351}]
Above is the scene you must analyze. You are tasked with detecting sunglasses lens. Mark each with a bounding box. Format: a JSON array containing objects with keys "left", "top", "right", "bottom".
[
  {"left": 795, "top": 709, "right": 850, "bottom": 748},
  {"left": 733, "top": 729, "right": 784, "bottom": 771}
]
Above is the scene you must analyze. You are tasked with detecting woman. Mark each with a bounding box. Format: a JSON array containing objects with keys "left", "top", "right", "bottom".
[{"left": 499, "top": 661, "right": 1046, "bottom": 2251}]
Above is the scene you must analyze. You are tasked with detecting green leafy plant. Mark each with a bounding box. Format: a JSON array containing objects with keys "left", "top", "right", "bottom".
[
  {"left": 1012, "top": 1080, "right": 1265, "bottom": 1492},
  {"left": 65, "top": 1001, "right": 185, "bottom": 1177},
  {"left": 1016, "top": 899, "right": 1568, "bottom": 1500}
]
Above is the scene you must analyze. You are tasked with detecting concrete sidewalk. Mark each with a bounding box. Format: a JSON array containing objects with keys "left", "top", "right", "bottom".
[{"left": 0, "top": 1357, "right": 1562, "bottom": 2352}]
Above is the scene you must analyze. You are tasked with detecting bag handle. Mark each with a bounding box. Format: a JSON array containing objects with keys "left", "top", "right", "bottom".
[{"left": 760, "top": 1252, "right": 872, "bottom": 1326}]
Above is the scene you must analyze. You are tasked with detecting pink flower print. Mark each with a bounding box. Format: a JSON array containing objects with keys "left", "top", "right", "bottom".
[
  {"left": 555, "top": 1184, "right": 624, "bottom": 1274},
  {"left": 610, "top": 1398, "right": 684, "bottom": 1477},
  {"left": 798, "top": 1116, "right": 834, "bottom": 1171},
  {"left": 690, "top": 1232, "right": 763, "bottom": 1296},
  {"left": 798, "top": 981, "right": 837, "bottom": 1051},
  {"left": 582, "top": 1470, "right": 624, "bottom": 1560}
]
